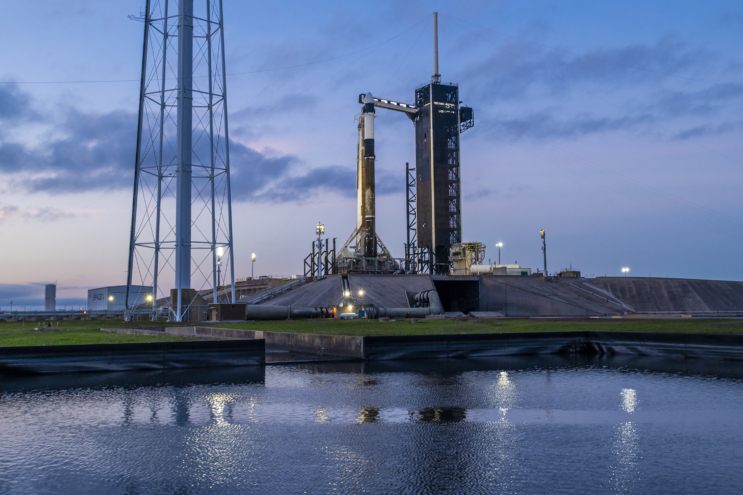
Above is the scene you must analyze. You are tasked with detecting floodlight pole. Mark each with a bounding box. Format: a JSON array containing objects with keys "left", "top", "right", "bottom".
[
  {"left": 316, "top": 223, "right": 325, "bottom": 277},
  {"left": 541, "top": 229, "right": 547, "bottom": 275},
  {"left": 220, "top": 0, "right": 236, "bottom": 305}
]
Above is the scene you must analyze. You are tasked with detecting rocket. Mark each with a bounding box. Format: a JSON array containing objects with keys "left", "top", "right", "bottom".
[{"left": 356, "top": 92, "right": 377, "bottom": 258}]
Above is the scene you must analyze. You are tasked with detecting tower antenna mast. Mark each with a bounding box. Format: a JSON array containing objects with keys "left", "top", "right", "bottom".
[{"left": 432, "top": 12, "right": 441, "bottom": 83}]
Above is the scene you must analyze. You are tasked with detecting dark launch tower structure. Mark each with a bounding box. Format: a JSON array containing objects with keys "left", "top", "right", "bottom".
[{"left": 414, "top": 82, "right": 473, "bottom": 273}]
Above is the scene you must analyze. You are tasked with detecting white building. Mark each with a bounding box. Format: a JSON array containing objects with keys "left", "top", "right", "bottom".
[{"left": 87, "top": 285, "right": 153, "bottom": 311}]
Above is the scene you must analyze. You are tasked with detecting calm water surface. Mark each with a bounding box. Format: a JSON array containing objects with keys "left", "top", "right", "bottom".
[{"left": 1, "top": 356, "right": 742, "bottom": 494}]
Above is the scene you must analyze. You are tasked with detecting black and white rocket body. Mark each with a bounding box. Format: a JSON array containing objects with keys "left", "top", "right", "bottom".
[{"left": 361, "top": 93, "right": 377, "bottom": 259}]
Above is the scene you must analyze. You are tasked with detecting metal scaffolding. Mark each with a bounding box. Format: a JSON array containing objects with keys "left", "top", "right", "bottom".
[{"left": 126, "top": 0, "right": 235, "bottom": 321}]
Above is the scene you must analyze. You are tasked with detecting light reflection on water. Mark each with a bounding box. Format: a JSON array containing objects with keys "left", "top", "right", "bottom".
[
  {"left": 621, "top": 388, "right": 638, "bottom": 413},
  {"left": 612, "top": 421, "right": 640, "bottom": 493},
  {"left": 1, "top": 357, "right": 743, "bottom": 494}
]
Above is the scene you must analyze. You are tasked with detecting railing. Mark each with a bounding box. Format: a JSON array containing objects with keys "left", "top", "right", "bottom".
[{"left": 241, "top": 277, "right": 312, "bottom": 305}]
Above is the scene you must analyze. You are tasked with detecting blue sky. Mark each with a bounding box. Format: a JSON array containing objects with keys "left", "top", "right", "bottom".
[{"left": 1, "top": 0, "right": 742, "bottom": 308}]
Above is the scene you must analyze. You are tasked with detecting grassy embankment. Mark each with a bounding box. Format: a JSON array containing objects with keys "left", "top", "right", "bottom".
[
  {"left": 0, "top": 317, "right": 741, "bottom": 347},
  {"left": 0, "top": 320, "right": 191, "bottom": 347}
]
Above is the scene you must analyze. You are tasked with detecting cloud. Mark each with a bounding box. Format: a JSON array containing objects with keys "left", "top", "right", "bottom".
[
  {"left": 239, "top": 164, "right": 402, "bottom": 204},
  {"left": 6, "top": 109, "right": 135, "bottom": 193},
  {"left": 0, "top": 204, "right": 76, "bottom": 222},
  {"left": 654, "top": 83, "right": 743, "bottom": 117},
  {"left": 0, "top": 83, "right": 37, "bottom": 122},
  {"left": 466, "top": 188, "right": 493, "bottom": 200},
  {"left": 231, "top": 94, "right": 318, "bottom": 121},
  {"left": 482, "top": 110, "right": 656, "bottom": 141},
  {"left": 673, "top": 120, "right": 743, "bottom": 141},
  {"left": 0, "top": 283, "right": 87, "bottom": 309},
  {"left": 0, "top": 283, "right": 47, "bottom": 308},
  {"left": 0, "top": 86, "right": 383, "bottom": 203},
  {"left": 464, "top": 35, "right": 706, "bottom": 100}
]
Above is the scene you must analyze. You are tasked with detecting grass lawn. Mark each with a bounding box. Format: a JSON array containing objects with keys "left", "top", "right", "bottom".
[
  {"left": 1, "top": 317, "right": 741, "bottom": 347},
  {"left": 219, "top": 317, "right": 743, "bottom": 337},
  {"left": 0, "top": 320, "right": 192, "bottom": 347}
]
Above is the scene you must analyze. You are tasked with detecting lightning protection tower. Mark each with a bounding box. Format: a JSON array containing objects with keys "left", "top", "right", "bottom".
[{"left": 126, "top": 0, "right": 235, "bottom": 321}]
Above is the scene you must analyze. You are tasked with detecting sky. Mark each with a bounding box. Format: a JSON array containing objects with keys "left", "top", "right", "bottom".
[{"left": 1, "top": 0, "right": 742, "bottom": 308}]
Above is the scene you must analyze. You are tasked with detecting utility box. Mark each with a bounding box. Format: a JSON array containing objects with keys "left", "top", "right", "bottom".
[{"left": 208, "top": 303, "right": 247, "bottom": 321}]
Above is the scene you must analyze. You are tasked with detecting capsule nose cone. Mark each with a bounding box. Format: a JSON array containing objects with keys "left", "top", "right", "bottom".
[{"left": 363, "top": 92, "right": 374, "bottom": 104}]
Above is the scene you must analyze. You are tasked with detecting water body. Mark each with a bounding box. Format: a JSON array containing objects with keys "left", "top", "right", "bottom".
[{"left": 1, "top": 356, "right": 742, "bottom": 494}]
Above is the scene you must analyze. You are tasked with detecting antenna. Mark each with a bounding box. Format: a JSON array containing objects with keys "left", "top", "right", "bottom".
[{"left": 432, "top": 12, "right": 440, "bottom": 83}]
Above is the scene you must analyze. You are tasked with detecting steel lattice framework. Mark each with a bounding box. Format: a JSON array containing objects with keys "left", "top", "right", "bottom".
[{"left": 126, "top": 0, "right": 235, "bottom": 321}]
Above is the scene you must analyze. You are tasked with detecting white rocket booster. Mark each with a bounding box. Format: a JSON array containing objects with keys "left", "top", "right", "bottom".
[{"left": 361, "top": 93, "right": 376, "bottom": 258}]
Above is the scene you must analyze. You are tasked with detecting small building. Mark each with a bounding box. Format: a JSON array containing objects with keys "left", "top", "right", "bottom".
[
  {"left": 497, "top": 264, "right": 532, "bottom": 276},
  {"left": 87, "top": 285, "right": 153, "bottom": 311},
  {"left": 471, "top": 263, "right": 532, "bottom": 276}
]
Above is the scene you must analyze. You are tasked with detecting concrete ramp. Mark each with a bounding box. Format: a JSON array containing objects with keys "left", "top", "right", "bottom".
[
  {"left": 257, "top": 273, "right": 743, "bottom": 316},
  {"left": 349, "top": 274, "right": 435, "bottom": 308},
  {"left": 479, "top": 277, "right": 625, "bottom": 316},
  {"left": 259, "top": 275, "right": 342, "bottom": 307},
  {"left": 576, "top": 277, "right": 743, "bottom": 313},
  {"left": 258, "top": 274, "right": 435, "bottom": 309}
]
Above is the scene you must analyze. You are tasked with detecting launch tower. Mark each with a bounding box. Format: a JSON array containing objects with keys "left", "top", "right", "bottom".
[{"left": 340, "top": 13, "right": 473, "bottom": 274}]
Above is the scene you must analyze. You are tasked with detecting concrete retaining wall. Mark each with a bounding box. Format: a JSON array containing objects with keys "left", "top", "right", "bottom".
[
  {"left": 102, "top": 327, "right": 362, "bottom": 358},
  {"left": 259, "top": 331, "right": 363, "bottom": 358},
  {"left": 361, "top": 331, "right": 743, "bottom": 362},
  {"left": 0, "top": 339, "right": 265, "bottom": 375}
]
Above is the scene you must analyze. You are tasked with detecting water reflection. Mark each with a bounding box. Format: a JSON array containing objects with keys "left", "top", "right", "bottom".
[
  {"left": 612, "top": 422, "right": 640, "bottom": 493},
  {"left": 357, "top": 407, "right": 380, "bottom": 423},
  {"left": 172, "top": 388, "right": 190, "bottom": 426},
  {"left": 2, "top": 357, "right": 742, "bottom": 494},
  {"left": 494, "top": 370, "right": 516, "bottom": 413},
  {"left": 354, "top": 379, "right": 379, "bottom": 388},
  {"left": 207, "top": 392, "right": 237, "bottom": 425},
  {"left": 315, "top": 407, "right": 329, "bottom": 423},
  {"left": 416, "top": 407, "right": 467, "bottom": 423},
  {"left": 620, "top": 389, "right": 638, "bottom": 413}
]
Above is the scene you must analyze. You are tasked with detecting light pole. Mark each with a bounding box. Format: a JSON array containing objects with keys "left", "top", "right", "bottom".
[
  {"left": 622, "top": 267, "right": 630, "bottom": 277},
  {"left": 541, "top": 229, "right": 547, "bottom": 275},
  {"left": 217, "top": 247, "right": 224, "bottom": 293},
  {"left": 316, "top": 222, "right": 325, "bottom": 277},
  {"left": 251, "top": 253, "right": 256, "bottom": 280},
  {"left": 495, "top": 242, "right": 503, "bottom": 265}
]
